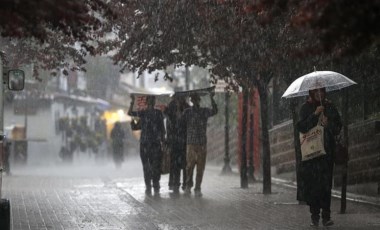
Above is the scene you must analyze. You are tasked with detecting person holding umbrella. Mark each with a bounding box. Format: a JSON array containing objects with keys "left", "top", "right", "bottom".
[
  {"left": 282, "top": 70, "right": 356, "bottom": 227},
  {"left": 297, "top": 87, "right": 342, "bottom": 227}
]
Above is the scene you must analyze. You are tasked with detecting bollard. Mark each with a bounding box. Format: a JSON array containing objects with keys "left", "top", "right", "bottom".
[{"left": 0, "top": 198, "right": 11, "bottom": 230}]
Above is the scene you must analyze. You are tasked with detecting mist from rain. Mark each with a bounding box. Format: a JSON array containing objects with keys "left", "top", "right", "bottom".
[{"left": 9, "top": 149, "right": 144, "bottom": 179}]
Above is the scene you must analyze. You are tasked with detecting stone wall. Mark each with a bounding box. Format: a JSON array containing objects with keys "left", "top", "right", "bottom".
[
  {"left": 269, "top": 120, "right": 296, "bottom": 175},
  {"left": 269, "top": 119, "right": 380, "bottom": 188},
  {"left": 337, "top": 120, "right": 380, "bottom": 186}
]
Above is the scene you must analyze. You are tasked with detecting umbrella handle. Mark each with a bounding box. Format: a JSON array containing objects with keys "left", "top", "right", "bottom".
[{"left": 318, "top": 88, "right": 324, "bottom": 116}]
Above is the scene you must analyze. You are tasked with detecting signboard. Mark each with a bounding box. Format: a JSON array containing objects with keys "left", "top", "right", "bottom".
[
  {"left": 130, "top": 93, "right": 172, "bottom": 112},
  {"left": 130, "top": 86, "right": 216, "bottom": 111}
]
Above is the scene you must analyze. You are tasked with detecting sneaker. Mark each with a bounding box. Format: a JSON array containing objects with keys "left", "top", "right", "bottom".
[
  {"left": 154, "top": 188, "right": 160, "bottom": 194},
  {"left": 310, "top": 218, "right": 319, "bottom": 227},
  {"left": 145, "top": 188, "right": 152, "bottom": 196},
  {"left": 194, "top": 189, "right": 202, "bottom": 197},
  {"left": 310, "top": 221, "right": 319, "bottom": 227},
  {"left": 322, "top": 219, "right": 334, "bottom": 227},
  {"left": 168, "top": 186, "right": 174, "bottom": 191}
]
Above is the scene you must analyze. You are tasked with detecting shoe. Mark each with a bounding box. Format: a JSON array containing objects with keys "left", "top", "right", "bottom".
[
  {"left": 154, "top": 188, "right": 160, "bottom": 194},
  {"left": 168, "top": 186, "right": 174, "bottom": 191},
  {"left": 145, "top": 188, "right": 152, "bottom": 195},
  {"left": 310, "top": 221, "right": 319, "bottom": 227},
  {"left": 194, "top": 189, "right": 202, "bottom": 197},
  {"left": 322, "top": 219, "right": 334, "bottom": 227}
]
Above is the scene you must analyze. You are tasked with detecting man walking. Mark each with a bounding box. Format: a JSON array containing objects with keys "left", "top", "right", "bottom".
[
  {"left": 164, "top": 96, "right": 190, "bottom": 194},
  {"left": 128, "top": 95, "right": 166, "bottom": 195},
  {"left": 182, "top": 91, "right": 217, "bottom": 197}
]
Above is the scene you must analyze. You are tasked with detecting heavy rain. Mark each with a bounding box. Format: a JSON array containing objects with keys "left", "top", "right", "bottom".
[{"left": 1, "top": 1, "right": 380, "bottom": 229}]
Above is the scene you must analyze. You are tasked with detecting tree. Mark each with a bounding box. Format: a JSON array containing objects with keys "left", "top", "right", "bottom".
[
  {"left": 100, "top": 0, "right": 380, "bottom": 193},
  {"left": 102, "top": 0, "right": 318, "bottom": 193},
  {"left": 241, "top": 0, "right": 380, "bottom": 56},
  {"left": 0, "top": 0, "right": 114, "bottom": 73}
]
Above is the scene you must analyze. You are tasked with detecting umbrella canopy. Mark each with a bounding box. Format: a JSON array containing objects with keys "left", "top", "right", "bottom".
[
  {"left": 282, "top": 71, "right": 357, "bottom": 98},
  {"left": 173, "top": 86, "right": 215, "bottom": 97}
]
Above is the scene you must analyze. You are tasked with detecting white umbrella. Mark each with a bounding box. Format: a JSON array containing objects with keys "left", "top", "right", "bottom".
[{"left": 282, "top": 71, "right": 357, "bottom": 98}]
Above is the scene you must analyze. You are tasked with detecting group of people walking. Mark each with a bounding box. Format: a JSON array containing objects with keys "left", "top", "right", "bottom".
[
  {"left": 128, "top": 92, "right": 217, "bottom": 197},
  {"left": 114, "top": 86, "right": 341, "bottom": 227}
]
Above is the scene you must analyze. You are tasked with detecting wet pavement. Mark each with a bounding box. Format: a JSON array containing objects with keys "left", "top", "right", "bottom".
[{"left": 2, "top": 156, "right": 380, "bottom": 230}]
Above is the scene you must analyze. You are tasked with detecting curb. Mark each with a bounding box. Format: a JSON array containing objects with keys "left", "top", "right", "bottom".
[
  {"left": 271, "top": 177, "right": 380, "bottom": 207},
  {"left": 207, "top": 164, "right": 380, "bottom": 207}
]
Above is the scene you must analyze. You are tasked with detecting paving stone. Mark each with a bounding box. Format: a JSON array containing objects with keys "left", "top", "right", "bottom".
[{"left": 2, "top": 161, "right": 380, "bottom": 229}]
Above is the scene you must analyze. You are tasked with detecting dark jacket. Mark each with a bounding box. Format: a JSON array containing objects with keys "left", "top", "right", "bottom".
[
  {"left": 111, "top": 123, "right": 125, "bottom": 154},
  {"left": 129, "top": 108, "right": 165, "bottom": 144},
  {"left": 297, "top": 98, "right": 342, "bottom": 204},
  {"left": 164, "top": 100, "right": 189, "bottom": 145}
]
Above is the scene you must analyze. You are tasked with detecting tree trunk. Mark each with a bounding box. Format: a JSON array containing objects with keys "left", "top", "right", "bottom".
[
  {"left": 341, "top": 88, "right": 349, "bottom": 213},
  {"left": 240, "top": 87, "right": 249, "bottom": 188},
  {"left": 222, "top": 92, "right": 232, "bottom": 174},
  {"left": 258, "top": 82, "right": 271, "bottom": 194}
]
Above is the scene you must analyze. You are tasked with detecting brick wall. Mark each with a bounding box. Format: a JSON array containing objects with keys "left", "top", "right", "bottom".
[
  {"left": 269, "top": 119, "right": 380, "bottom": 187},
  {"left": 269, "top": 120, "right": 296, "bottom": 175},
  {"left": 335, "top": 120, "right": 380, "bottom": 186}
]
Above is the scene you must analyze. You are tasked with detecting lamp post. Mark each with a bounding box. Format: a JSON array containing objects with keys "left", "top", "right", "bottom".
[{"left": 340, "top": 88, "right": 349, "bottom": 213}]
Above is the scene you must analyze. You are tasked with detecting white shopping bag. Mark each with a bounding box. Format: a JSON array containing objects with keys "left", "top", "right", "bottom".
[{"left": 299, "top": 117, "right": 326, "bottom": 161}]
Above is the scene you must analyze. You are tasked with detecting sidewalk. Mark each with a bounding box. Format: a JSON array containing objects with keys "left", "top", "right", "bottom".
[
  {"left": 2, "top": 161, "right": 380, "bottom": 230},
  {"left": 207, "top": 163, "right": 380, "bottom": 207},
  {"left": 272, "top": 174, "right": 380, "bottom": 208},
  {"left": 116, "top": 164, "right": 380, "bottom": 229}
]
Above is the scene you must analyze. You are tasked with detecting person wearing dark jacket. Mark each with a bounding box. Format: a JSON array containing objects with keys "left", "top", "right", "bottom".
[
  {"left": 164, "top": 96, "right": 190, "bottom": 194},
  {"left": 110, "top": 122, "right": 125, "bottom": 168},
  {"left": 128, "top": 95, "right": 166, "bottom": 195},
  {"left": 297, "top": 87, "right": 342, "bottom": 227}
]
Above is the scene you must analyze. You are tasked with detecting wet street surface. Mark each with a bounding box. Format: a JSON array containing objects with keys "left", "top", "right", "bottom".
[{"left": 3, "top": 156, "right": 380, "bottom": 230}]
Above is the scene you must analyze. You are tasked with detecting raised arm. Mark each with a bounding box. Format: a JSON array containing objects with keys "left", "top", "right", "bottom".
[
  {"left": 210, "top": 91, "right": 218, "bottom": 116},
  {"left": 159, "top": 112, "right": 166, "bottom": 142},
  {"left": 128, "top": 95, "right": 138, "bottom": 117}
]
